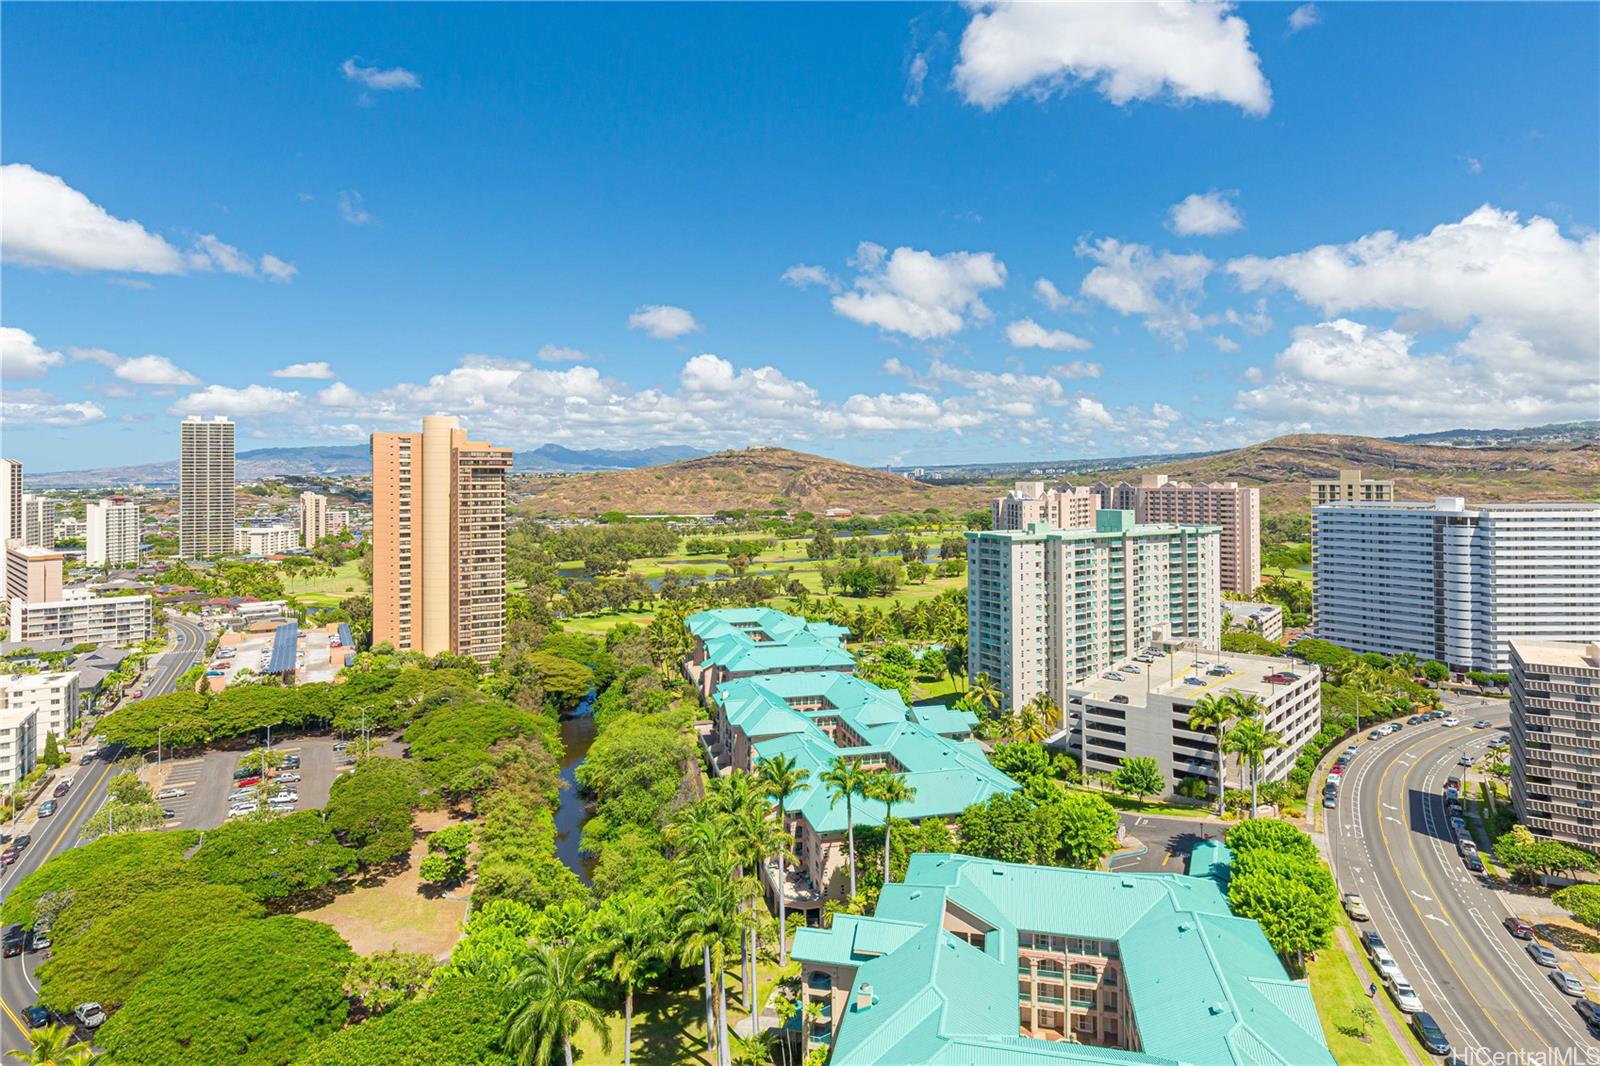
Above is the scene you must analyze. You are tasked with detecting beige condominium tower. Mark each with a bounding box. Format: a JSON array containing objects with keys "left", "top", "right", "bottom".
[
  {"left": 371, "top": 415, "right": 512, "bottom": 663},
  {"left": 179, "top": 415, "right": 235, "bottom": 558}
]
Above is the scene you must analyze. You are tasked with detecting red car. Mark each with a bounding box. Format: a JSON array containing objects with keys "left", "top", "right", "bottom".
[
  {"left": 52, "top": 781, "right": 69, "bottom": 798},
  {"left": 1503, "top": 916, "right": 1535, "bottom": 940},
  {"left": 1328, "top": 764, "right": 1344, "bottom": 777},
  {"left": 235, "top": 775, "right": 262, "bottom": 788},
  {"left": 0, "top": 848, "right": 17, "bottom": 866}
]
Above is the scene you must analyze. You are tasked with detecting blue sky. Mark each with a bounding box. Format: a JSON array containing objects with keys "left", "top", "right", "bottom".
[{"left": 3, "top": 2, "right": 1597, "bottom": 472}]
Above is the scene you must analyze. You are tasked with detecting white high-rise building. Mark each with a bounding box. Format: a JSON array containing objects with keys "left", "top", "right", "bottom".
[
  {"left": 1313, "top": 499, "right": 1600, "bottom": 671},
  {"left": 300, "top": 491, "right": 329, "bottom": 548},
  {"left": 0, "top": 706, "right": 37, "bottom": 790},
  {"left": 0, "top": 671, "right": 80, "bottom": 757},
  {"left": 235, "top": 524, "right": 299, "bottom": 555},
  {"left": 966, "top": 510, "right": 1222, "bottom": 712},
  {"left": 21, "top": 495, "right": 55, "bottom": 548},
  {"left": 0, "top": 459, "right": 21, "bottom": 546},
  {"left": 180, "top": 416, "right": 235, "bottom": 558},
  {"left": 86, "top": 500, "right": 141, "bottom": 567}
]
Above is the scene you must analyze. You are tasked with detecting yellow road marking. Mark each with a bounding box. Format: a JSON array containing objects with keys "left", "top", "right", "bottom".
[
  {"left": 0, "top": 995, "right": 32, "bottom": 1047},
  {"left": 1161, "top": 851, "right": 1173, "bottom": 867}
]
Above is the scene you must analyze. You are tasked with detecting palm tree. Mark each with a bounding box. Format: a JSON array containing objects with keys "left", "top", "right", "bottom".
[
  {"left": 758, "top": 754, "right": 810, "bottom": 966},
  {"left": 1187, "top": 694, "right": 1234, "bottom": 818},
  {"left": 676, "top": 870, "right": 740, "bottom": 1066},
  {"left": 668, "top": 805, "right": 734, "bottom": 1060},
  {"left": 6, "top": 1024, "right": 95, "bottom": 1065},
  {"left": 594, "top": 895, "right": 662, "bottom": 1066},
  {"left": 729, "top": 800, "right": 789, "bottom": 1021},
  {"left": 503, "top": 940, "right": 613, "bottom": 1066},
  {"left": 866, "top": 773, "right": 917, "bottom": 883},
  {"left": 820, "top": 756, "right": 870, "bottom": 899},
  {"left": 1225, "top": 717, "right": 1284, "bottom": 817},
  {"left": 968, "top": 672, "right": 1002, "bottom": 713}
]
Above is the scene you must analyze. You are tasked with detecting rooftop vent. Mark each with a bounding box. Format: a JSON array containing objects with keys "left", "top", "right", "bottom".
[
  {"left": 855, "top": 983, "right": 876, "bottom": 1011},
  {"left": 1209, "top": 1003, "right": 1229, "bottom": 1016}
]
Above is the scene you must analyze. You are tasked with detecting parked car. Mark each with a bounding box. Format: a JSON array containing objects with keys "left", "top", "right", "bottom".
[
  {"left": 74, "top": 1003, "right": 107, "bottom": 1029},
  {"left": 1411, "top": 1011, "right": 1451, "bottom": 1056},
  {"left": 1574, "top": 997, "right": 1600, "bottom": 1036},
  {"left": 161, "top": 807, "right": 176, "bottom": 819},
  {"left": 1504, "top": 916, "right": 1535, "bottom": 939},
  {"left": 1183, "top": 676, "right": 1206, "bottom": 686},
  {"left": 23, "top": 1005, "right": 50, "bottom": 1029},
  {"left": 1552, "top": 969, "right": 1587, "bottom": 997},
  {"left": 52, "top": 781, "right": 70, "bottom": 798},
  {"left": 155, "top": 788, "right": 187, "bottom": 800},
  {"left": 1387, "top": 973, "right": 1423, "bottom": 1013},
  {"left": 1123, "top": 664, "right": 1141, "bottom": 673},
  {"left": 1362, "top": 930, "right": 1387, "bottom": 955},
  {"left": 2, "top": 925, "right": 25, "bottom": 958},
  {"left": 235, "top": 774, "right": 262, "bottom": 788},
  {"left": 1442, "top": 716, "right": 1460, "bottom": 726},
  {"left": 37, "top": 800, "right": 56, "bottom": 817},
  {"left": 1450, "top": 816, "right": 1467, "bottom": 836},
  {"left": 276, "top": 773, "right": 302, "bottom": 783},
  {"left": 1369, "top": 730, "right": 1386, "bottom": 740},
  {"left": 29, "top": 928, "right": 51, "bottom": 952},
  {"left": 1323, "top": 793, "right": 1337, "bottom": 809},
  {"left": 1458, "top": 838, "right": 1478, "bottom": 857},
  {"left": 1464, "top": 853, "right": 1485, "bottom": 873},
  {"left": 1343, "top": 894, "right": 1370, "bottom": 921},
  {"left": 1458, "top": 753, "right": 1474, "bottom": 767},
  {"left": 1110, "top": 694, "right": 1130, "bottom": 704},
  {"left": 1527, "top": 942, "right": 1559, "bottom": 967},
  {"left": 1372, "top": 947, "right": 1401, "bottom": 980},
  {"left": 14, "top": 834, "right": 31, "bottom": 850},
  {"left": 233, "top": 765, "right": 258, "bottom": 780},
  {"left": 0, "top": 848, "right": 17, "bottom": 866},
  {"left": 1407, "top": 716, "right": 1422, "bottom": 725}
]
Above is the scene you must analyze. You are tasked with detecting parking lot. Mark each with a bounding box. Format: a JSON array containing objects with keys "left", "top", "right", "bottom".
[
  {"left": 148, "top": 734, "right": 358, "bottom": 830},
  {"left": 1110, "top": 812, "right": 1223, "bottom": 874}
]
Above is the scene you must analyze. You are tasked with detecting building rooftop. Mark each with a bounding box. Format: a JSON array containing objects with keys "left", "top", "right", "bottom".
[
  {"left": 0, "top": 671, "right": 79, "bottom": 692},
  {"left": 1509, "top": 638, "right": 1600, "bottom": 670},
  {"left": 794, "top": 850, "right": 1332, "bottom": 1066},
  {"left": 5, "top": 546, "right": 64, "bottom": 561},
  {"left": 1315, "top": 497, "right": 1600, "bottom": 513},
  {"left": 1067, "top": 647, "right": 1314, "bottom": 710},
  {"left": 971, "top": 510, "right": 1221, "bottom": 542},
  {"left": 688, "top": 607, "right": 853, "bottom": 673},
  {"left": 1225, "top": 602, "right": 1281, "bottom": 622}
]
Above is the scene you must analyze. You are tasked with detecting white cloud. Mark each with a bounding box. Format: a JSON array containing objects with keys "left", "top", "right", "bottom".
[
  {"left": 536, "top": 344, "right": 591, "bottom": 363},
  {"left": 1078, "top": 238, "right": 1212, "bottom": 341},
  {"left": 1241, "top": 365, "right": 1263, "bottom": 382},
  {"left": 628, "top": 304, "right": 703, "bottom": 341},
  {"left": 114, "top": 355, "right": 202, "bottom": 386},
  {"left": 1, "top": 327, "right": 64, "bottom": 380},
  {"left": 260, "top": 254, "right": 298, "bottom": 282},
  {"left": 781, "top": 264, "right": 842, "bottom": 292},
  {"left": 1006, "top": 317, "right": 1092, "bottom": 352},
  {"left": 340, "top": 58, "right": 420, "bottom": 91},
  {"left": 1463, "top": 156, "right": 1484, "bottom": 175},
  {"left": 1288, "top": 4, "right": 1320, "bottom": 33},
  {"left": 1048, "top": 360, "right": 1102, "bottom": 380},
  {"left": 2, "top": 164, "right": 296, "bottom": 282},
  {"left": 316, "top": 382, "right": 364, "bottom": 408},
  {"left": 1, "top": 392, "right": 105, "bottom": 426},
  {"left": 1212, "top": 335, "right": 1242, "bottom": 353},
  {"left": 171, "top": 384, "right": 304, "bottom": 417},
  {"left": 904, "top": 52, "right": 930, "bottom": 105},
  {"left": 1072, "top": 397, "right": 1115, "bottom": 427},
  {"left": 953, "top": 1, "right": 1271, "bottom": 115},
  {"left": 338, "top": 191, "right": 373, "bottom": 225},
  {"left": 272, "top": 361, "right": 336, "bottom": 379},
  {"left": 1168, "top": 191, "right": 1244, "bottom": 236},
  {"left": 108, "top": 278, "right": 154, "bottom": 290},
  {"left": 830, "top": 243, "right": 1007, "bottom": 339}
]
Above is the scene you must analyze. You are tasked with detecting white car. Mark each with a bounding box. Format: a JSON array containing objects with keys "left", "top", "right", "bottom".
[
  {"left": 155, "top": 788, "right": 187, "bottom": 800},
  {"left": 276, "top": 773, "right": 302, "bottom": 783},
  {"left": 1387, "top": 973, "right": 1423, "bottom": 1013},
  {"left": 75, "top": 1003, "right": 107, "bottom": 1028},
  {"left": 1442, "top": 716, "right": 1460, "bottom": 727},
  {"left": 1372, "top": 947, "right": 1401, "bottom": 980}
]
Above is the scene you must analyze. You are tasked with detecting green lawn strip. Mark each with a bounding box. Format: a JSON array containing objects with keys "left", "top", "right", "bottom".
[
  {"left": 1467, "top": 784, "right": 1507, "bottom": 879},
  {"left": 279, "top": 559, "right": 366, "bottom": 599},
  {"left": 1060, "top": 783, "right": 1218, "bottom": 820},
  {"left": 1309, "top": 917, "right": 1425, "bottom": 1064}
]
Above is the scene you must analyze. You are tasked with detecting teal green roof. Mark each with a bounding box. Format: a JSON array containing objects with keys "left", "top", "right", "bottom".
[
  {"left": 907, "top": 701, "right": 981, "bottom": 737},
  {"left": 688, "top": 607, "right": 853, "bottom": 673},
  {"left": 796, "top": 853, "right": 1334, "bottom": 1066}
]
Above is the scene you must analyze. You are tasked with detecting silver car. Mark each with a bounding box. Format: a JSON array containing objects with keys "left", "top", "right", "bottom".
[{"left": 75, "top": 1003, "right": 107, "bottom": 1028}]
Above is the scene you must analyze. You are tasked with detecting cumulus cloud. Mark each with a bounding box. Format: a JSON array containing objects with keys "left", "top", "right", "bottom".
[
  {"left": 781, "top": 264, "right": 842, "bottom": 292},
  {"left": 1288, "top": 4, "right": 1320, "bottom": 32},
  {"left": 536, "top": 344, "right": 592, "bottom": 363},
  {"left": 1168, "top": 191, "right": 1244, "bottom": 236},
  {"left": 68, "top": 345, "right": 201, "bottom": 386},
  {"left": 1032, "top": 277, "right": 1081, "bottom": 313},
  {"left": 341, "top": 58, "right": 420, "bottom": 91},
  {"left": 2, "top": 164, "right": 296, "bottom": 281},
  {"left": 2, "top": 391, "right": 106, "bottom": 426},
  {"left": 1048, "top": 360, "right": 1102, "bottom": 379},
  {"left": 1212, "top": 335, "right": 1242, "bottom": 353},
  {"left": 829, "top": 242, "right": 1007, "bottom": 339},
  {"left": 628, "top": 305, "right": 703, "bottom": 341},
  {"left": 1, "top": 327, "right": 65, "bottom": 380},
  {"left": 953, "top": 2, "right": 1271, "bottom": 114},
  {"left": 1006, "top": 317, "right": 1092, "bottom": 352},
  {"left": 904, "top": 52, "right": 930, "bottom": 105},
  {"left": 1078, "top": 238, "right": 1212, "bottom": 341},
  {"left": 171, "top": 384, "right": 304, "bottom": 417},
  {"left": 272, "top": 361, "right": 336, "bottom": 379},
  {"left": 338, "top": 191, "right": 373, "bottom": 225}
]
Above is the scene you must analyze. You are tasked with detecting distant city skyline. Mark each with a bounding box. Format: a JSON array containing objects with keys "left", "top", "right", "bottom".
[{"left": 3, "top": 3, "right": 1596, "bottom": 471}]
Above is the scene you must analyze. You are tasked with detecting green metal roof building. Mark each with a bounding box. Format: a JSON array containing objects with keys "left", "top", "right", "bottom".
[
  {"left": 791, "top": 847, "right": 1334, "bottom": 1065},
  {"left": 685, "top": 607, "right": 854, "bottom": 698}
]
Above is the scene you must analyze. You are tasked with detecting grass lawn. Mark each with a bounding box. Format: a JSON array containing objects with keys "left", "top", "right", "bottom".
[
  {"left": 1061, "top": 782, "right": 1220, "bottom": 820},
  {"left": 1308, "top": 929, "right": 1416, "bottom": 1064},
  {"left": 282, "top": 559, "right": 366, "bottom": 607}
]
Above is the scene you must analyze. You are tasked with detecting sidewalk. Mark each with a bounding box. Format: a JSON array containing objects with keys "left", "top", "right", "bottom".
[{"left": 1334, "top": 925, "right": 1423, "bottom": 1066}]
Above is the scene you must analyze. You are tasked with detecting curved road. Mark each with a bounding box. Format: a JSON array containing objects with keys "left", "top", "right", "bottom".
[
  {"left": 1327, "top": 700, "right": 1597, "bottom": 1060},
  {"left": 0, "top": 614, "right": 207, "bottom": 1055}
]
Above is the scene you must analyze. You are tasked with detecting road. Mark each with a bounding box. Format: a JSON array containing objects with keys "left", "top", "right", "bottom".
[
  {"left": 0, "top": 614, "right": 206, "bottom": 1055},
  {"left": 1326, "top": 698, "right": 1598, "bottom": 1061}
]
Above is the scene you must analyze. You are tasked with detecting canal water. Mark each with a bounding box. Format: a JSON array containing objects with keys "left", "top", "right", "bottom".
[{"left": 554, "top": 698, "right": 598, "bottom": 884}]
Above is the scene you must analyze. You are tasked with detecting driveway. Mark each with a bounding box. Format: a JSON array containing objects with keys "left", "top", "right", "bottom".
[{"left": 1112, "top": 811, "right": 1227, "bottom": 874}]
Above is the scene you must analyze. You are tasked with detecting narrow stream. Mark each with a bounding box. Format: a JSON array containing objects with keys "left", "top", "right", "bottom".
[{"left": 554, "top": 699, "right": 597, "bottom": 884}]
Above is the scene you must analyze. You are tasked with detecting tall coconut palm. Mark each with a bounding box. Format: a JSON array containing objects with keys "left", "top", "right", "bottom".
[
  {"left": 502, "top": 939, "right": 612, "bottom": 1066},
  {"left": 593, "top": 894, "right": 663, "bottom": 1066},
  {"left": 1028, "top": 691, "right": 1063, "bottom": 734},
  {"left": 1225, "top": 717, "right": 1284, "bottom": 817},
  {"left": 676, "top": 869, "right": 740, "bottom": 1066},
  {"left": 820, "top": 756, "right": 870, "bottom": 899},
  {"left": 866, "top": 773, "right": 917, "bottom": 883},
  {"left": 667, "top": 804, "right": 733, "bottom": 1059},
  {"left": 6, "top": 1024, "right": 95, "bottom": 1065},
  {"left": 758, "top": 754, "right": 810, "bottom": 966},
  {"left": 729, "top": 799, "right": 790, "bottom": 1020},
  {"left": 1187, "top": 694, "right": 1234, "bottom": 817},
  {"left": 969, "top": 672, "right": 1002, "bottom": 713}
]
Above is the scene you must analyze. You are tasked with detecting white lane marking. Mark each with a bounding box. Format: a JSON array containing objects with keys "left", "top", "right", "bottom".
[
  {"left": 1425, "top": 913, "right": 1450, "bottom": 926},
  {"left": 1411, "top": 891, "right": 1434, "bottom": 902}
]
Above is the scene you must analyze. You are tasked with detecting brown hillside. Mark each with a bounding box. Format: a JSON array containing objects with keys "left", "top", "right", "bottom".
[
  {"left": 514, "top": 446, "right": 994, "bottom": 516},
  {"left": 1125, "top": 434, "right": 1600, "bottom": 515}
]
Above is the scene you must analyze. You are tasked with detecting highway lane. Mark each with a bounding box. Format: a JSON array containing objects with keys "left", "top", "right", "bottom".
[
  {"left": 0, "top": 615, "right": 207, "bottom": 1055},
  {"left": 1328, "top": 701, "right": 1597, "bottom": 1061}
]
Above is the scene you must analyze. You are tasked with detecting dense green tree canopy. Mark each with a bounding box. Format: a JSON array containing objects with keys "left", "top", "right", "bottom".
[
  {"left": 1, "top": 830, "right": 200, "bottom": 929},
  {"left": 189, "top": 810, "right": 358, "bottom": 901},
  {"left": 323, "top": 756, "right": 423, "bottom": 866},
  {"left": 299, "top": 972, "right": 514, "bottom": 1066}
]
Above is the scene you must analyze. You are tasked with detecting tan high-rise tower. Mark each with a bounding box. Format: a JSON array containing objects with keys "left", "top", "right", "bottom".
[
  {"left": 371, "top": 415, "right": 512, "bottom": 663},
  {"left": 300, "top": 491, "right": 329, "bottom": 548},
  {"left": 180, "top": 415, "right": 235, "bottom": 558}
]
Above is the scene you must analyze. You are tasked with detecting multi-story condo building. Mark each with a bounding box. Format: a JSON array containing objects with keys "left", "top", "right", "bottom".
[
  {"left": 0, "top": 459, "right": 21, "bottom": 546},
  {"left": 1068, "top": 475, "right": 1259, "bottom": 593},
  {"left": 0, "top": 671, "right": 80, "bottom": 755},
  {"left": 8, "top": 589, "right": 153, "bottom": 645},
  {"left": 991, "top": 481, "right": 1098, "bottom": 531},
  {"left": 1226, "top": 600, "right": 1284, "bottom": 642},
  {"left": 793, "top": 845, "right": 1333, "bottom": 1064},
  {"left": 0, "top": 706, "right": 37, "bottom": 790},
  {"left": 1064, "top": 647, "right": 1321, "bottom": 793},
  {"left": 234, "top": 524, "right": 299, "bottom": 556},
  {"left": 371, "top": 415, "right": 512, "bottom": 663},
  {"left": 684, "top": 607, "right": 854, "bottom": 700},
  {"left": 1312, "top": 466, "right": 1395, "bottom": 505},
  {"left": 86, "top": 499, "right": 141, "bottom": 567},
  {"left": 180, "top": 415, "right": 235, "bottom": 558},
  {"left": 21, "top": 495, "right": 55, "bottom": 549},
  {"left": 1089, "top": 480, "right": 1138, "bottom": 512},
  {"left": 1509, "top": 639, "right": 1600, "bottom": 852},
  {"left": 326, "top": 509, "right": 351, "bottom": 537},
  {"left": 706, "top": 658, "right": 1012, "bottom": 909},
  {"left": 1313, "top": 499, "right": 1600, "bottom": 671},
  {"left": 966, "top": 511, "right": 1221, "bottom": 712},
  {"left": 300, "top": 491, "right": 330, "bottom": 548},
  {"left": 55, "top": 516, "right": 85, "bottom": 540},
  {"left": 5, "top": 545, "right": 63, "bottom": 604}
]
